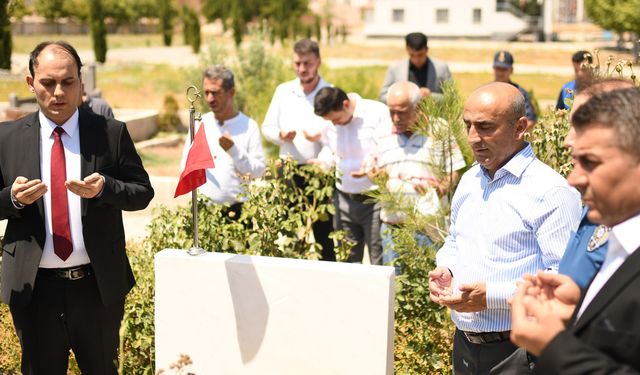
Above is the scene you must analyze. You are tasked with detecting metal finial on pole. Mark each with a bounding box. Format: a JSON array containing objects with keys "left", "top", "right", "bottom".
[{"left": 186, "top": 85, "right": 206, "bottom": 256}]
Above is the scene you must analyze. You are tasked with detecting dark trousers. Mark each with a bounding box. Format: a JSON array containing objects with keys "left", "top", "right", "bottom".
[
  {"left": 453, "top": 329, "right": 519, "bottom": 375},
  {"left": 290, "top": 169, "right": 335, "bottom": 261},
  {"left": 10, "top": 271, "right": 124, "bottom": 375},
  {"left": 334, "top": 189, "right": 382, "bottom": 264}
]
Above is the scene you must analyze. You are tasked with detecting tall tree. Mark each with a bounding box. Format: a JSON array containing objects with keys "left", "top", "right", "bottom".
[
  {"left": 88, "top": 0, "right": 107, "bottom": 63},
  {"left": 33, "top": 0, "right": 72, "bottom": 21},
  {"left": 202, "top": 0, "right": 310, "bottom": 46},
  {"left": 181, "top": 5, "right": 200, "bottom": 54},
  {"left": 158, "top": 0, "right": 175, "bottom": 46},
  {"left": 585, "top": 0, "right": 640, "bottom": 60},
  {"left": 0, "top": 0, "right": 10, "bottom": 70}
]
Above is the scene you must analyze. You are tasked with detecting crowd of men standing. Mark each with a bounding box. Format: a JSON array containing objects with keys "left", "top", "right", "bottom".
[
  {"left": 1, "top": 34, "right": 639, "bottom": 374},
  {"left": 184, "top": 33, "right": 640, "bottom": 375}
]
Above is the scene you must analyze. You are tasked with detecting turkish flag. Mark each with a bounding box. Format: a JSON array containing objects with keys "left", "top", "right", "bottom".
[{"left": 174, "top": 123, "right": 215, "bottom": 197}]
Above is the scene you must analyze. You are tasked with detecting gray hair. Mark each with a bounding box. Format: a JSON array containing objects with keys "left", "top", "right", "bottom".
[
  {"left": 572, "top": 87, "right": 640, "bottom": 158},
  {"left": 202, "top": 64, "right": 235, "bottom": 91}
]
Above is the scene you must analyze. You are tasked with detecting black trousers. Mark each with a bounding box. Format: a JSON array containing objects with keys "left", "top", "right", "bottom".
[
  {"left": 453, "top": 329, "right": 519, "bottom": 375},
  {"left": 10, "top": 271, "right": 125, "bottom": 375}
]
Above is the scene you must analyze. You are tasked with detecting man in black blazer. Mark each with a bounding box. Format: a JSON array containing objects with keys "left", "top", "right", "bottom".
[
  {"left": 509, "top": 87, "right": 640, "bottom": 373},
  {"left": 0, "top": 41, "right": 153, "bottom": 374}
]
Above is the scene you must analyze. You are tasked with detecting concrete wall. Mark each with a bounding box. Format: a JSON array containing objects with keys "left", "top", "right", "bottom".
[{"left": 364, "top": 0, "right": 527, "bottom": 39}]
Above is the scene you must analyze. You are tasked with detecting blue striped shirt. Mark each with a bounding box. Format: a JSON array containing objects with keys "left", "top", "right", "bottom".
[{"left": 436, "top": 144, "right": 582, "bottom": 332}]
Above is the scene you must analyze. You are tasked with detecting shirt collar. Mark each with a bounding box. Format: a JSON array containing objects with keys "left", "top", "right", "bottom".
[
  {"left": 39, "top": 109, "right": 80, "bottom": 138},
  {"left": 292, "top": 76, "right": 329, "bottom": 97},
  {"left": 611, "top": 213, "right": 640, "bottom": 255},
  {"left": 481, "top": 142, "right": 534, "bottom": 181}
]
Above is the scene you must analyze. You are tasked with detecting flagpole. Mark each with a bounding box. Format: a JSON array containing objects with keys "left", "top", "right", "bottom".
[{"left": 186, "top": 85, "right": 206, "bottom": 256}]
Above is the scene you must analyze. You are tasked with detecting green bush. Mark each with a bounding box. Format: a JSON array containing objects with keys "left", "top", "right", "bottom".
[
  {"left": 119, "top": 241, "right": 156, "bottom": 374},
  {"left": 526, "top": 107, "right": 572, "bottom": 177},
  {"left": 147, "top": 158, "right": 350, "bottom": 260},
  {"left": 157, "top": 93, "right": 182, "bottom": 132}
]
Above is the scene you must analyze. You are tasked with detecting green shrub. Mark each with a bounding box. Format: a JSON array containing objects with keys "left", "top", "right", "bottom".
[
  {"left": 119, "top": 241, "right": 156, "bottom": 374},
  {"left": 526, "top": 107, "right": 572, "bottom": 177},
  {"left": 157, "top": 93, "right": 182, "bottom": 132},
  {"left": 0, "top": 304, "right": 20, "bottom": 373},
  {"left": 146, "top": 158, "right": 351, "bottom": 260}
]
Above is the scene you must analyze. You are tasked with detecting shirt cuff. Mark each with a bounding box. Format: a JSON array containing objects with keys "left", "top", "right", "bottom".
[
  {"left": 485, "top": 281, "right": 516, "bottom": 310},
  {"left": 96, "top": 175, "right": 106, "bottom": 198},
  {"left": 10, "top": 190, "right": 25, "bottom": 209}
]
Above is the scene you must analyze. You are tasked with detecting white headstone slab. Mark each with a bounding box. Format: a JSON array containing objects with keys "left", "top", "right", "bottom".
[{"left": 155, "top": 249, "right": 394, "bottom": 374}]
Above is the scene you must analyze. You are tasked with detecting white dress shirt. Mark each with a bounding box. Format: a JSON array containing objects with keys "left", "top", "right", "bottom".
[
  {"left": 181, "top": 111, "right": 266, "bottom": 204},
  {"left": 576, "top": 213, "right": 640, "bottom": 320},
  {"left": 39, "top": 110, "right": 91, "bottom": 268},
  {"left": 436, "top": 144, "right": 582, "bottom": 332},
  {"left": 317, "top": 93, "right": 392, "bottom": 194},
  {"left": 262, "top": 77, "right": 331, "bottom": 163}
]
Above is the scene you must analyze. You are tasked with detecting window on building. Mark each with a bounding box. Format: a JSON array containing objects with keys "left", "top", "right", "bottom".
[
  {"left": 473, "top": 8, "right": 482, "bottom": 24},
  {"left": 436, "top": 9, "right": 449, "bottom": 24},
  {"left": 392, "top": 9, "right": 405, "bottom": 23}
]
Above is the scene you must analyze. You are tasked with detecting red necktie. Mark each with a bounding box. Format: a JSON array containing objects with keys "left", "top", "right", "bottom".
[{"left": 51, "top": 126, "right": 73, "bottom": 261}]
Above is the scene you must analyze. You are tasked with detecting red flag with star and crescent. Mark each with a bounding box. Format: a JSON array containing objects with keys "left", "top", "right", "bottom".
[{"left": 174, "top": 123, "right": 215, "bottom": 198}]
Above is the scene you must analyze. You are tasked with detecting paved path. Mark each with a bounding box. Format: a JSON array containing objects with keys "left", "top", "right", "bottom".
[{"left": 9, "top": 38, "right": 615, "bottom": 76}]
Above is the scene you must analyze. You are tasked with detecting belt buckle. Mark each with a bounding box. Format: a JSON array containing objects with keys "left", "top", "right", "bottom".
[
  {"left": 68, "top": 267, "right": 85, "bottom": 280},
  {"left": 463, "top": 331, "right": 481, "bottom": 344}
]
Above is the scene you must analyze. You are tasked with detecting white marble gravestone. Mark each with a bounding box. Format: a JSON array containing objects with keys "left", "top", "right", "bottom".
[{"left": 155, "top": 249, "right": 395, "bottom": 374}]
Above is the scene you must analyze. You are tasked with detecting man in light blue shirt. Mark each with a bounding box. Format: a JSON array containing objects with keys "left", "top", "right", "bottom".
[{"left": 428, "top": 82, "right": 582, "bottom": 374}]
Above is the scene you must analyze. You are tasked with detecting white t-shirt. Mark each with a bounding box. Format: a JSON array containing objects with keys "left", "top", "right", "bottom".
[{"left": 181, "top": 111, "right": 266, "bottom": 204}]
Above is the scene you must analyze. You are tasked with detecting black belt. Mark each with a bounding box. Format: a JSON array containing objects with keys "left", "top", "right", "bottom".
[
  {"left": 461, "top": 330, "right": 511, "bottom": 344},
  {"left": 338, "top": 189, "right": 370, "bottom": 203},
  {"left": 38, "top": 264, "right": 93, "bottom": 281}
]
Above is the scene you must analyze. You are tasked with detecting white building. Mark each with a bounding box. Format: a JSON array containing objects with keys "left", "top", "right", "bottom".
[{"left": 363, "top": 0, "right": 529, "bottom": 40}]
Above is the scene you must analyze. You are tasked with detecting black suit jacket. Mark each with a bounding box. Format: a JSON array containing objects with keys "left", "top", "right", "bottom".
[
  {"left": 0, "top": 109, "right": 154, "bottom": 308},
  {"left": 535, "top": 246, "right": 640, "bottom": 374}
]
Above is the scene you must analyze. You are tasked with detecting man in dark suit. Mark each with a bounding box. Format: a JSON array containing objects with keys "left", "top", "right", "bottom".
[
  {"left": 509, "top": 87, "right": 640, "bottom": 373},
  {"left": 0, "top": 41, "right": 154, "bottom": 374},
  {"left": 379, "top": 32, "right": 452, "bottom": 103}
]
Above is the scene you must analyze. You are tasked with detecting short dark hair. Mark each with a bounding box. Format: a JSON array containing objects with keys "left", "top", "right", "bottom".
[
  {"left": 405, "top": 32, "right": 428, "bottom": 50},
  {"left": 29, "top": 41, "right": 83, "bottom": 77},
  {"left": 314, "top": 86, "right": 348, "bottom": 116},
  {"left": 572, "top": 50, "right": 592, "bottom": 64},
  {"left": 293, "top": 39, "right": 320, "bottom": 58},
  {"left": 572, "top": 87, "right": 640, "bottom": 158}
]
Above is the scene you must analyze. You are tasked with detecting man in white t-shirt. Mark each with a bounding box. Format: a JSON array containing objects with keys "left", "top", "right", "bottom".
[
  {"left": 181, "top": 65, "right": 266, "bottom": 216},
  {"left": 313, "top": 86, "right": 391, "bottom": 264}
]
